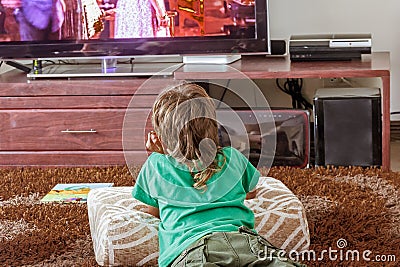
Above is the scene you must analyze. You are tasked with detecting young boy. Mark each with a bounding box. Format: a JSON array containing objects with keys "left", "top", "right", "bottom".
[{"left": 132, "top": 83, "right": 306, "bottom": 266}]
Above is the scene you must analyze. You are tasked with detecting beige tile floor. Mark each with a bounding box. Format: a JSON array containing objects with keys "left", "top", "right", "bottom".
[{"left": 391, "top": 141, "right": 400, "bottom": 172}]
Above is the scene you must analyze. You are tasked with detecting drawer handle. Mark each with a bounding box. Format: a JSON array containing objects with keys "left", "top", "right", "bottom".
[{"left": 61, "top": 129, "right": 97, "bottom": 133}]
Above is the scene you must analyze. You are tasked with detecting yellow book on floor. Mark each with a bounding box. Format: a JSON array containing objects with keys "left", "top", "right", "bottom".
[{"left": 40, "top": 183, "right": 114, "bottom": 203}]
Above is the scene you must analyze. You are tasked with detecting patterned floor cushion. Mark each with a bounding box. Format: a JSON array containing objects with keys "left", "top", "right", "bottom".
[{"left": 87, "top": 177, "right": 309, "bottom": 266}]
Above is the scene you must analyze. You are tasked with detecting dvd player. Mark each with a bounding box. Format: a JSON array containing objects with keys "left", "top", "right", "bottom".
[{"left": 289, "top": 33, "right": 371, "bottom": 61}]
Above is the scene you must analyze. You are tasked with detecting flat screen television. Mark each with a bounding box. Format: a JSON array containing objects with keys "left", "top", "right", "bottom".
[{"left": 0, "top": 0, "right": 270, "bottom": 74}]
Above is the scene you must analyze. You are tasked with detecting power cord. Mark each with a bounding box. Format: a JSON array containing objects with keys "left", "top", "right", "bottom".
[
  {"left": 275, "top": 78, "right": 313, "bottom": 110},
  {"left": 217, "top": 79, "right": 232, "bottom": 109},
  {"left": 4, "top": 60, "right": 31, "bottom": 73}
]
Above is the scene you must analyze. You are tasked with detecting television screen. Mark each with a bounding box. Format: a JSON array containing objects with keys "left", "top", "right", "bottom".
[{"left": 0, "top": 0, "right": 270, "bottom": 59}]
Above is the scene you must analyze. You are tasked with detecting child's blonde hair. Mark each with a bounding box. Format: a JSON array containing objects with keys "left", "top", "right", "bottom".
[{"left": 152, "top": 83, "right": 225, "bottom": 189}]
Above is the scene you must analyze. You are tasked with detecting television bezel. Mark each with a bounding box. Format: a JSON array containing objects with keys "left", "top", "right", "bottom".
[{"left": 0, "top": 0, "right": 270, "bottom": 60}]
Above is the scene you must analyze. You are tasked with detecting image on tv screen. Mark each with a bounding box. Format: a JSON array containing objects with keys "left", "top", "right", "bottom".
[{"left": 0, "top": 0, "right": 256, "bottom": 42}]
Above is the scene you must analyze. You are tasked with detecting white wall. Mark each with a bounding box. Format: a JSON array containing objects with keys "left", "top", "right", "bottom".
[{"left": 268, "top": 0, "right": 400, "bottom": 120}]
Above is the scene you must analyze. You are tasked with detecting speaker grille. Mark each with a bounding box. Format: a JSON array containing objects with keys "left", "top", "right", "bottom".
[
  {"left": 314, "top": 91, "right": 381, "bottom": 167},
  {"left": 323, "top": 99, "right": 373, "bottom": 165}
]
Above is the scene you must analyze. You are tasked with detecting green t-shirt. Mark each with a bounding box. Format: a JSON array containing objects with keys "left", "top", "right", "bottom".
[{"left": 132, "top": 146, "right": 260, "bottom": 267}]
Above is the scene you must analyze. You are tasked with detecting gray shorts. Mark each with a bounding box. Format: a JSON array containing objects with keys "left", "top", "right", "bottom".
[{"left": 170, "top": 226, "right": 306, "bottom": 267}]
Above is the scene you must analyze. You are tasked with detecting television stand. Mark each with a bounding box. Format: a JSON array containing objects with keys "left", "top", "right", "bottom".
[
  {"left": 26, "top": 55, "right": 241, "bottom": 79},
  {"left": 183, "top": 55, "right": 241, "bottom": 64},
  {"left": 0, "top": 52, "right": 391, "bottom": 171},
  {"left": 26, "top": 57, "right": 184, "bottom": 79}
]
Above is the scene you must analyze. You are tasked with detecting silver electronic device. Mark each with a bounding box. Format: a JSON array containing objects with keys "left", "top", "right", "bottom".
[{"left": 289, "top": 33, "right": 371, "bottom": 61}]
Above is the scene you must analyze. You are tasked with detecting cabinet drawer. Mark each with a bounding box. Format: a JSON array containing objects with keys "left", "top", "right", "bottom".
[
  {"left": 0, "top": 95, "right": 157, "bottom": 109},
  {"left": 0, "top": 109, "right": 152, "bottom": 151},
  {"left": 0, "top": 78, "right": 163, "bottom": 96},
  {"left": 0, "top": 151, "right": 147, "bottom": 167}
]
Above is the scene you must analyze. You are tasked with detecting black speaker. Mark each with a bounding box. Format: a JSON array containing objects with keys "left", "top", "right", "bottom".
[
  {"left": 271, "top": 40, "right": 287, "bottom": 55},
  {"left": 313, "top": 88, "right": 382, "bottom": 167}
]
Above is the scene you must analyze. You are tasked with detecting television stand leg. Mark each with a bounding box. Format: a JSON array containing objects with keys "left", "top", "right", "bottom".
[
  {"left": 182, "top": 55, "right": 241, "bottom": 64},
  {"left": 101, "top": 58, "right": 117, "bottom": 73},
  {"left": 5, "top": 60, "right": 31, "bottom": 73}
]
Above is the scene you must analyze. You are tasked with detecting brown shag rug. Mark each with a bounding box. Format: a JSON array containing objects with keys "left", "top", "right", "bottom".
[{"left": 0, "top": 166, "right": 399, "bottom": 267}]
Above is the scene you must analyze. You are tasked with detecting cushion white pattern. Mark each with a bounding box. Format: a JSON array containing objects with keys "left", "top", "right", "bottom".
[
  {"left": 247, "top": 177, "right": 310, "bottom": 252},
  {"left": 87, "top": 177, "right": 309, "bottom": 266}
]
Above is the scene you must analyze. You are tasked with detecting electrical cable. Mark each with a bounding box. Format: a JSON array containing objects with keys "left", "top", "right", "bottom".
[
  {"left": 56, "top": 59, "right": 71, "bottom": 65},
  {"left": 5, "top": 61, "right": 31, "bottom": 73},
  {"left": 217, "top": 79, "right": 231, "bottom": 109},
  {"left": 275, "top": 78, "right": 313, "bottom": 110}
]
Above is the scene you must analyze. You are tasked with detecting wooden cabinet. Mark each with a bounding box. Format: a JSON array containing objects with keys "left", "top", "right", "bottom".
[
  {"left": 0, "top": 75, "right": 159, "bottom": 166},
  {"left": 174, "top": 52, "right": 391, "bottom": 171},
  {"left": 0, "top": 52, "right": 391, "bottom": 170}
]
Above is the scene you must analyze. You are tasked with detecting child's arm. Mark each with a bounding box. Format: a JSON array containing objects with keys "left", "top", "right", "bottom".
[
  {"left": 144, "top": 205, "right": 160, "bottom": 219},
  {"left": 246, "top": 188, "right": 258, "bottom": 199}
]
